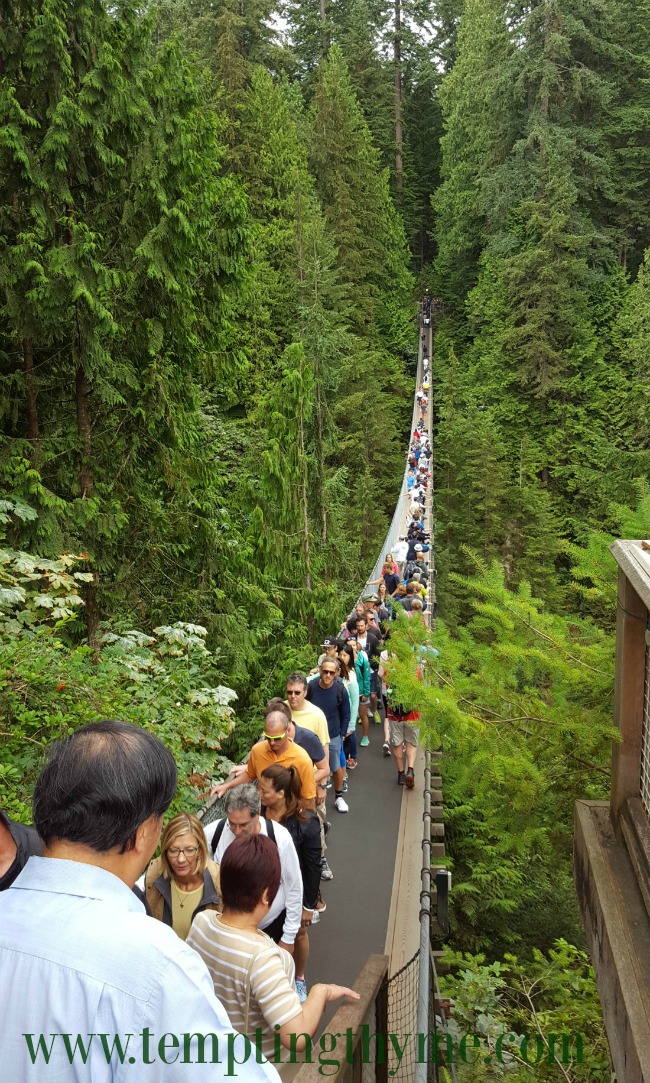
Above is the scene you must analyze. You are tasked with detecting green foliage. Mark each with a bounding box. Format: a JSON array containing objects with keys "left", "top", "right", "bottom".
[
  {"left": 0, "top": 545, "right": 92, "bottom": 632},
  {"left": 0, "top": 0, "right": 253, "bottom": 649},
  {"left": 385, "top": 557, "right": 613, "bottom": 955},
  {"left": 441, "top": 940, "right": 611, "bottom": 1080},
  {"left": 432, "top": 0, "right": 515, "bottom": 306},
  {"left": 431, "top": 0, "right": 650, "bottom": 617},
  {"left": 562, "top": 485, "right": 650, "bottom": 626},
  {"left": 3, "top": 9, "right": 649, "bottom": 1063},
  {"left": 1, "top": 613, "right": 238, "bottom": 823}
]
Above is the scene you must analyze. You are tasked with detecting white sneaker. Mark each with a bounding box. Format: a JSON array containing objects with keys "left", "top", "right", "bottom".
[{"left": 334, "top": 795, "right": 349, "bottom": 813}]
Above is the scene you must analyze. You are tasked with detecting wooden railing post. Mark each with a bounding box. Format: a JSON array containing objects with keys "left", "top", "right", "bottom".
[{"left": 375, "top": 969, "right": 389, "bottom": 1083}]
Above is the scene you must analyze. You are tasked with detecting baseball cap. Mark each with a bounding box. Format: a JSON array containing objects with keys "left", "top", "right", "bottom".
[{"left": 322, "top": 636, "right": 340, "bottom": 648}]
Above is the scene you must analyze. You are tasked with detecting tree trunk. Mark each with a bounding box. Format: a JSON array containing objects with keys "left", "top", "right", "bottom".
[
  {"left": 76, "top": 366, "right": 93, "bottom": 499},
  {"left": 319, "top": 0, "right": 328, "bottom": 57},
  {"left": 84, "top": 570, "right": 101, "bottom": 651},
  {"left": 75, "top": 365, "right": 100, "bottom": 648},
  {"left": 298, "top": 398, "right": 312, "bottom": 595},
  {"left": 22, "top": 337, "right": 39, "bottom": 453},
  {"left": 394, "top": 0, "right": 403, "bottom": 190},
  {"left": 298, "top": 393, "right": 314, "bottom": 640},
  {"left": 315, "top": 385, "right": 327, "bottom": 545}
]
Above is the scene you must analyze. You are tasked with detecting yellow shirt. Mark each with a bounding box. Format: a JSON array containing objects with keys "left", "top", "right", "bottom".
[
  {"left": 170, "top": 880, "right": 205, "bottom": 941},
  {"left": 288, "top": 702, "right": 330, "bottom": 747},
  {"left": 246, "top": 738, "right": 316, "bottom": 800}
]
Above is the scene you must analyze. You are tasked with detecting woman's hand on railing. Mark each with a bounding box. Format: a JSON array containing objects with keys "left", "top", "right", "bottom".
[{"left": 323, "top": 984, "right": 361, "bottom": 1004}]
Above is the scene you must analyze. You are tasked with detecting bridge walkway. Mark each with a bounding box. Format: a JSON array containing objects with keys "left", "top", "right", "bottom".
[{"left": 307, "top": 310, "right": 435, "bottom": 1021}]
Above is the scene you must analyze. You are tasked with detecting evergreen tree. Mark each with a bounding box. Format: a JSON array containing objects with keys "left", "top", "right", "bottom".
[
  {"left": 432, "top": 0, "right": 514, "bottom": 307},
  {"left": 309, "top": 47, "right": 414, "bottom": 514},
  {"left": 614, "top": 249, "right": 650, "bottom": 446},
  {"left": 0, "top": 0, "right": 250, "bottom": 641},
  {"left": 385, "top": 564, "right": 614, "bottom": 954},
  {"left": 309, "top": 46, "right": 413, "bottom": 338},
  {"left": 336, "top": 0, "right": 394, "bottom": 168}
]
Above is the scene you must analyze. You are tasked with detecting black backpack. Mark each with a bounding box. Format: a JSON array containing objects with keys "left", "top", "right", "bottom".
[{"left": 210, "top": 816, "right": 276, "bottom": 857}]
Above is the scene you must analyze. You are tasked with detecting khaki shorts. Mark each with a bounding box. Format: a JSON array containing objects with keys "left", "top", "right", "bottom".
[{"left": 389, "top": 720, "right": 419, "bottom": 747}]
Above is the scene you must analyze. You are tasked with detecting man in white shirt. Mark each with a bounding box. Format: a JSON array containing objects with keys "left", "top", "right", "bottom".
[
  {"left": 204, "top": 785, "right": 303, "bottom": 954},
  {"left": 0, "top": 720, "right": 279, "bottom": 1082},
  {"left": 392, "top": 536, "right": 409, "bottom": 576}
]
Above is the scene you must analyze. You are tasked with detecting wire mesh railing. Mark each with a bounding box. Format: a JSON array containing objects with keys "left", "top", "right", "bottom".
[
  {"left": 387, "top": 950, "right": 419, "bottom": 1078},
  {"left": 383, "top": 747, "right": 453, "bottom": 1083}
]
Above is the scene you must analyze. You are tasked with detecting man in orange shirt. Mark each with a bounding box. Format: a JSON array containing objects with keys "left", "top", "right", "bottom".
[{"left": 214, "top": 709, "right": 316, "bottom": 806}]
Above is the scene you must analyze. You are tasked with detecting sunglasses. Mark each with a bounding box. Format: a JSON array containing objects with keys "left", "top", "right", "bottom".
[
  {"left": 321, "top": 669, "right": 336, "bottom": 675},
  {"left": 264, "top": 732, "right": 286, "bottom": 741}
]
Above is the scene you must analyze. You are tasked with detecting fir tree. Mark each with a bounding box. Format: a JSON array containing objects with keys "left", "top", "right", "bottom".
[{"left": 0, "top": 0, "right": 250, "bottom": 641}]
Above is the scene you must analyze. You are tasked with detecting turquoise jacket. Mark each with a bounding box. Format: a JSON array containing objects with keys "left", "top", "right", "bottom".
[
  {"left": 345, "top": 671, "right": 360, "bottom": 728},
  {"left": 354, "top": 649, "right": 371, "bottom": 698}
]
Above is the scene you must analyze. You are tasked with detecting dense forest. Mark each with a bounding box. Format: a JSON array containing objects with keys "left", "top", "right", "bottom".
[{"left": 3, "top": 0, "right": 650, "bottom": 1075}]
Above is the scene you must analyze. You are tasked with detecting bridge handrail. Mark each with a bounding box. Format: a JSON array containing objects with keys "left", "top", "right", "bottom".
[
  {"left": 291, "top": 954, "right": 389, "bottom": 1082},
  {"left": 357, "top": 316, "right": 433, "bottom": 628},
  {"left": 359, "top": 328, "right": 430, "bottom": 601}
]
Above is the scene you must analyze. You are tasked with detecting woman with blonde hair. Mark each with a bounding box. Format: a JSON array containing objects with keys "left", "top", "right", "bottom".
[
  {"left": 145, "top": 812, "right": 220, "bottom": 940},
  {"left": 410, "top": 597, "right": 425, "bottom": 618}
]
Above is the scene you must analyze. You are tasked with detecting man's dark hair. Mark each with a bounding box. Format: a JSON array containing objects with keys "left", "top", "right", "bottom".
[
  {"left": 33, "top": 721, "right": 177, "bottom": 853},
  {"left": 286, "top": 672, "right": 308, "bottom": 691}
]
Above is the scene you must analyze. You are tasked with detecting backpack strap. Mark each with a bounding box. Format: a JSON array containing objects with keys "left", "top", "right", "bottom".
[
  {"left": 213, "top": 816, "right": 276, "bottom": 858},
  {"left": 210, "top": 818, "right": 226, "bottom": 857}
]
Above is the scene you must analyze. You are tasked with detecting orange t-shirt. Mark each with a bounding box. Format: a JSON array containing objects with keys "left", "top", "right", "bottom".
[{"left": 246, "top": 739, "right": 316, "bottom": 801}]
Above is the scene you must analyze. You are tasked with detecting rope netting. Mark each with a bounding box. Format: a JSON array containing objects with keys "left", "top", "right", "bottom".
[
  {"left": 386, "top": 950, "right": 451, "bottom": 1083},
  {"left": 387, "top": 950, "right": 420, "bottom": 1080}
]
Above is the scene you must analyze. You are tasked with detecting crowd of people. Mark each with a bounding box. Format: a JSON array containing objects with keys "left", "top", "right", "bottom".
[{"left": 0, "top": 313, "right": 435, "bottom": 1080}]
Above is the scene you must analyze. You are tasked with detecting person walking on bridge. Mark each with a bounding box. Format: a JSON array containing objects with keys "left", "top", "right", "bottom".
[{"left": 306, "top": 661, "right": 350, "bottom": 813}]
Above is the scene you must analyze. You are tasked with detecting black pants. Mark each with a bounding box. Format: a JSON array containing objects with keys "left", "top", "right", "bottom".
[{"left": 261, "top": 908, "right": 287, "bottom": 944}]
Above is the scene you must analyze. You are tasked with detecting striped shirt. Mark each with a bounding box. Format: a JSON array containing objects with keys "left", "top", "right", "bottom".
[{"left": 187, "top": 914, "right": 301, "bottom": 1060}]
